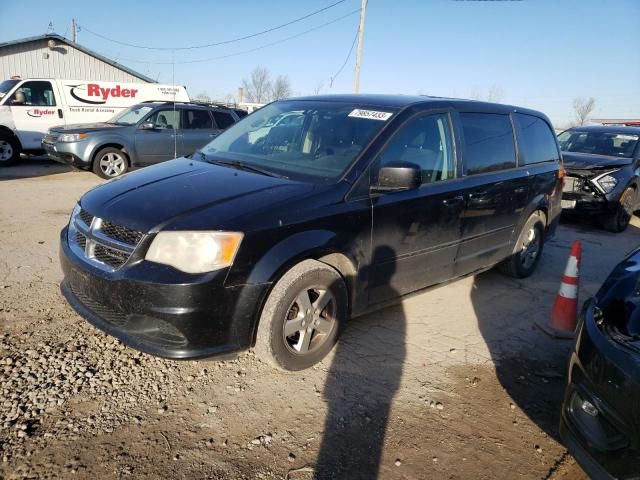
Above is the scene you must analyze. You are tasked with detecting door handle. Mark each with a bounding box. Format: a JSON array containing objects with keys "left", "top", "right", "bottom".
[
  {"left": 208, "top": 133, "right": 219, "bottom": 138},
  {"left": 442, "top": 195, "right": 464, "bottom": 206},
  {"left": 57, "top": 109, "right": 63, "bottom": 119}
]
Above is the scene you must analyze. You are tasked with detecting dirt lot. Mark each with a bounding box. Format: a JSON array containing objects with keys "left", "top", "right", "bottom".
[{"left": 2, "top": 159, "right": 638, "bottom": 479}]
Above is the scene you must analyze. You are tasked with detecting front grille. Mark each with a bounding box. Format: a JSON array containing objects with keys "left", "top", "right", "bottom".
[
  {"left": 75, "top": 231, "right": 87, "bottom": 249},
  {"left": 79, "top": 209, "right": 94, "bottom": 227},
  {"left": 100, "top": 221, "right": 144, "bottom": 246},
  {"left": 94, "top": 244, "right": 129, "bottom": 268},
  {"left": 70, "top": 209, "right": 145, "bottom": 271}
]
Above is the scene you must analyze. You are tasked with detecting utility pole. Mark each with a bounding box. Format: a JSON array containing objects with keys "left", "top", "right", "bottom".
[
  {"left": 71, "top": 18, "right": 77, "bottom": 42},
  {"left": 353, "top": 0, "right": 367, "bottom": 94}
]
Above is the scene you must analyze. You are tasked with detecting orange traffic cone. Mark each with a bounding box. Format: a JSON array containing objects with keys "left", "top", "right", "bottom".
[{"left": 536, "top": 240, "right": 582, "bottom": 339}]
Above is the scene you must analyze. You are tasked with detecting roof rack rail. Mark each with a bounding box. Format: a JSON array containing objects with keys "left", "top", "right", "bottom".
[{"left": 140, "top": 100, "right": 239, "bottom": 110}]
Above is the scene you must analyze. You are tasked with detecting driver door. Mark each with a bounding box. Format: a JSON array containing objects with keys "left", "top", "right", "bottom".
[
  {"left": 135, "top": 108, "right": 183, "bottom": 165},
  {"left": 369, "top": 111, "right": 465, "bottom": 304}
]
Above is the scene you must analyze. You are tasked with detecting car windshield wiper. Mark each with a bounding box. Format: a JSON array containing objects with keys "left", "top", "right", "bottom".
[{"left": 208, "top": 158, "right": 287, "bottom": 179}]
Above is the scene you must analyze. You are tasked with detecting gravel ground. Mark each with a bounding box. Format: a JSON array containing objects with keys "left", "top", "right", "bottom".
[{"left": 3, "top": 159, "right": 636, "bottom": 479}]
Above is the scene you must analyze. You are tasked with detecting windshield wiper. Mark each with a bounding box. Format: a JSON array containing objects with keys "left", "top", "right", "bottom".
[{"left": 208, "top": 158, "right": 287, "bottom": 179}]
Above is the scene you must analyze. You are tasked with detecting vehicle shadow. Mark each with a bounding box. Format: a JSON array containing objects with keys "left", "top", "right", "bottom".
[
  {"left": 472, "top": 221, "right": 640, "bottom": 441},
  {"left": 315, "top": 246, "right": 405, "bottom": 480},
  {"left": 0, "top": 156, "right": 76, "bottom": 181}
]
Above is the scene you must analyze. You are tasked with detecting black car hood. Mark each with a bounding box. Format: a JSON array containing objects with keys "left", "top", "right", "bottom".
[
  {"left": 51, "top": 122, "right": 125, "bottom": 134},
  {"left": 596, "top": 248, "right": 640, "bottom": 342},
  {"left": 80, "top": 158, "right": 315, "bottom": 232},
  {"left": 562, "top": 152, "right": 631, "bottom": 170}
]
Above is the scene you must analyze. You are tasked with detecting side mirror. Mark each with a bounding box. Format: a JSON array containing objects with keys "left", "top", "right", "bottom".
[
  {"left": 139, "top": 122, "right": 155, "bottom": 130},
  {"left": 372, "top": 161, "right": 421, "bottom": 193}
]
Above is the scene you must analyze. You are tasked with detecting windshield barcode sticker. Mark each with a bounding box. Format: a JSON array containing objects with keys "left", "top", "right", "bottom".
[{"left": 348, "top": 109, "right": 393, "bottom": 121}]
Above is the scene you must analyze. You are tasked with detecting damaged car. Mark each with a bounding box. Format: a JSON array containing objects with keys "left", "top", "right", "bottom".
[
  {"left": 558, "top": 126, "right": 640, "bottom": 232},
  {"left": 560, "top": 247, "right": 640, "bottom": 479}
]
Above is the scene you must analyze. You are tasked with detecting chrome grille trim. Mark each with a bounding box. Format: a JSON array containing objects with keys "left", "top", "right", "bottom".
[{"left": 69, "top": 209, "right": 144, "bottom": 272}]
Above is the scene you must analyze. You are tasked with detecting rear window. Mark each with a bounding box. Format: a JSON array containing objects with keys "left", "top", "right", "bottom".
[
  {"left": 514, "top": 113, "right": 560, "bottom": 165},
  {"left": 460, "top": 113, "right": 516, "bottom": 175}
]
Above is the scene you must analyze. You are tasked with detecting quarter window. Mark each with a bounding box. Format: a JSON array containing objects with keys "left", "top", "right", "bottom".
[
  {"left": 183, "top": 109, "right": 213, "bottom": 129},
  {"left": 514, "top": 113, "right": 559, "bottom": 164},
  {"left": 460, "top": 113, "right": 516, "bottom": 175},
  {"left": 10, "top": 81, "right": 56, "bottom": 106},
  {"left": 212, "top": 111, "right": 235, "bottom": 129},
  {"left": 377, "top": 113, "right": 455, "bottom": 184}
]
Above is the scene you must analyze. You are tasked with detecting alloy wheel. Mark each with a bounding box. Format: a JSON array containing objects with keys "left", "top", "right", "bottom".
[
  {"left": 99, "top": 152, "right": 126, "bottom": 177},
  {"left": 282, "top": 287, "right": 336, "bottom": 355}
]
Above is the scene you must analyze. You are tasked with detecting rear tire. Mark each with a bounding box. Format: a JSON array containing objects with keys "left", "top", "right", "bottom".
[
  {"left": 92, "top": 147, "right": 129, "bottom": 179},
  {"left": 603, "top": 187, "right": 635, "bottom": 233},
  {"left": 254, "top": 259, "right": 348, "bottom": 371},
  {"left": 0, "top": 133, "right": 21, "bottom": 166},
  {"left": 498, "top": 212, "right": 545, "bottom": 278}
]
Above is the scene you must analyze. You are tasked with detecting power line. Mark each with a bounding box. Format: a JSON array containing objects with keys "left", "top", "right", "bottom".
[
  {"left": 105, "top": 10, "right": 361, "bottom": 65},
  {"left": 79, "top": 0, "right": 349, "bottom": 51},
  {"left": 329, "top": 22, "right": 359, "bottom": 87}
]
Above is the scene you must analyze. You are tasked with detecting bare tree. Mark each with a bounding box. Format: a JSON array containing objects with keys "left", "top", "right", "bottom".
[
  {"left": 486, "top": 85, "right": 505, "bottom": 103},
  {"left": 313, "top": 81, "right": 325, "bottom": 95},
  {"left": 271, "top": 75, "right": 292, "bottom": 101},
  {"left": 242, "top": 66, "right": 272, "bottom": 103},
  {"left": 192, "top": 91, "right": 211, "bottom": 103},
  {"left": 573, "top": 97, "right": 596, "bottom": 126}
]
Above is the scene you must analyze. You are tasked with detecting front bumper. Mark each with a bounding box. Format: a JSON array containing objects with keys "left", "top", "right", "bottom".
[
  {"left": 60, "top": 227, "right": 270, "bottom": 359},
  {"left": 560, "top": 300, "right": 640, "bottom": 479},
  {"left": 561, "top": 191, "right": 616, "bottom": 215},
  {"left": 42, "top": 140, "right": 92, "bottom": 169}
]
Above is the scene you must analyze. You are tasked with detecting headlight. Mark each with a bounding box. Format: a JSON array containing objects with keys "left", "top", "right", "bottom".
[
  {"left": 58, "top": 133, "right": 87, "bottom": 143},
  {"left": 145, "top": 231, "right": 243, "bottom": 274},
  {"left": 594, "top": 172, "right": 618, "bottom": 193}
]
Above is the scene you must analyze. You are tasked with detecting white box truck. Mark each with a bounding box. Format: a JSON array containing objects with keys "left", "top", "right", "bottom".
[{"left": 0, "top": 78, "right": 189, "bottom": 165}]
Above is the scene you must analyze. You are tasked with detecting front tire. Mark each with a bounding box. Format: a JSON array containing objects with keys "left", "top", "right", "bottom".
[
  {"left": 603, "top": 187, "right": 635, "bottom": 233},
  {"left": 254, "top": 259, "right": 348, "bottom": 371},
  {"left": 92, "top": 147, "right": 129, "bottom": 179},
  {"left": 0, "top": 133, "right": 21, "bottom": 166},
  {"left": 498, "top": 212, "right": 545, "bottom": 278}
]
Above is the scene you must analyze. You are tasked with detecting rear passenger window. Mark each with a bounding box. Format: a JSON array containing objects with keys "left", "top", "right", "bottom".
[
  {"left": 212, "top": 111, "right": 235, "bottom": 129},
  {"left": 183, "top": 109, "right": 213, "bottom": 129},
  {"left": 460, "top": 113, "right": 516, "bottom": 175},
  {"left": 514, "top": 113, "right": 560, "bottom": 164}
]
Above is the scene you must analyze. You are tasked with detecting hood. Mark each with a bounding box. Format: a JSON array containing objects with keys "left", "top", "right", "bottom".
[
  {"left": 79, "top": 158, "right": 318, "bottom": 232},
  {"left": 596, "top": 247, "right": 640, "bottom": 341},
  {"left": 562, "top": 151, "right": 632, "bottom": 170},
  {"left": 51, "top": 122, "right": 125, "bottom": 134}
]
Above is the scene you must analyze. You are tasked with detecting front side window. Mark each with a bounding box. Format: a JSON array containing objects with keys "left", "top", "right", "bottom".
[
  {"left": 514, "top": 113, "right": 560, "bottom": 165},
  {"left": 377, "top": 113, "right": 455, "bottom": 184},
  {"left": 558, "top": 130, "right": 639, "bottom": 158},
  {"left": 183, "top": 109, "right": 213, "bottom": 129},
  {"left": 201, "top": 101, "right": 396, "bottom": 182},
  {"left": 147, "top": 109, "right": 181, "bottom": 130},
  {"left": 10, "top": 81, "right": 56, "bottom": 106},
  {"left": 461, "top": 113, "right": 516, "bottom": 175}
]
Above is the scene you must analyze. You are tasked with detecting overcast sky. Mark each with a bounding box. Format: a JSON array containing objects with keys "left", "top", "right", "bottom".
[{"left": 1, "top": 0, "right": 638, "bottom": 126}]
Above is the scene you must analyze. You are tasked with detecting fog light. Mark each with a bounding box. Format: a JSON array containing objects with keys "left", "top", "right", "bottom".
[{"left": 581, "top": 399, "right": 599, "bottom": 417}]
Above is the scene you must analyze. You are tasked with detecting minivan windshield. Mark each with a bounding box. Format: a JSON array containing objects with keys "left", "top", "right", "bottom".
[
  {"left": 558, "top": 130, "right": 639, "bottom": 158},
  {"left": 200, "top": 101, "right": 396, "bottom": 182},
  {"left": 0, "top": 79, "right": 19, "bottom": 99},
  {"left": 107, "top": 105, "right": 153, "bottom": 126}
]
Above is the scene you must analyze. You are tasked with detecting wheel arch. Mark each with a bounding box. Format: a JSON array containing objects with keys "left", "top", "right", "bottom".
[
  {"left": 242, "top": 230, "right": 360, "bottom": 346},
  {"left": 0, "top": 125, "right": 22, "bottom": 150},
  {"left": 92, "top": 143, "right": 131, "bottom": 167}
]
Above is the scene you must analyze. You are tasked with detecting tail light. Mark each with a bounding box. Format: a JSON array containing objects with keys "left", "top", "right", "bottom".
[{"left": 551, "top": 166, "right": 566, "bottom": 196}]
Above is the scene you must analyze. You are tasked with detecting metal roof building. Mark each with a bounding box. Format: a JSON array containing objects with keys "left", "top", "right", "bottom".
[{"left": 0, "top": 34, "right": 155, "bottom": 83}]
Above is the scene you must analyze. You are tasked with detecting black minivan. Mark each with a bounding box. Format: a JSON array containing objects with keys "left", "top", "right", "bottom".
[{"left": 59, "top": 95, "right": 563, "bottom": 370}]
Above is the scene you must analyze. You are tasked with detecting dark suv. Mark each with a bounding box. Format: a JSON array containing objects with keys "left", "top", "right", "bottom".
[
  {"left": 43, "top": 101, "right": 240, "bottom": 179},
  {"left": 558, "top": 126, "right": 640, "bottom": 232},
  {"left": 59, "top": 95, "right": 563, "bottom": 370}
]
